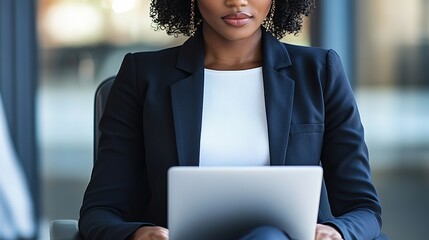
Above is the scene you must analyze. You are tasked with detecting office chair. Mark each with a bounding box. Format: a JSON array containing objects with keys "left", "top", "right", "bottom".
[
  {"left": 50, "top": 77, "right": 114, "bottom": 240},
  {"left": 50, "top": 76, "right": 388, "bottom": 240}
]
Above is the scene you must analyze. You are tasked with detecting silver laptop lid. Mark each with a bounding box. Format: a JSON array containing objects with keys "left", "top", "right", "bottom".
[{"left": 168, "top": 166, "right": 323, "bottom": 240}]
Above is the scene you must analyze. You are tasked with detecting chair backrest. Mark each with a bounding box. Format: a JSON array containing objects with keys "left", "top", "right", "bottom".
[{"left": 93, "top": 76, "right": 115, "bottom": 163}]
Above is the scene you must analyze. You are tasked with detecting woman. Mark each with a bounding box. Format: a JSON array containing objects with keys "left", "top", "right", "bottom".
[{"left": 79, "top": 0, "right": 382, "bottom": 239}]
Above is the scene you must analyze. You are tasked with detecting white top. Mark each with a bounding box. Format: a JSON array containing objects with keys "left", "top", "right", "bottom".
[{"left": 199, "top": 67, "right": 270, "bottom": 166}]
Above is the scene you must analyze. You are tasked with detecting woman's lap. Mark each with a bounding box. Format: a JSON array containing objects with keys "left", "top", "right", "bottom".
[{"left": 239, "top": 226, "right": 290, "bottom": 240}]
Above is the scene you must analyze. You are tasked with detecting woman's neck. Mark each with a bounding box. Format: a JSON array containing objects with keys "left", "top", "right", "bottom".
[{"left": 202, "top": 24, "right": 263, "bottom": 70}]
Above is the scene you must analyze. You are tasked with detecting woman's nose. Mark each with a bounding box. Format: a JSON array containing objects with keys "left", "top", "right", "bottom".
[{"left": 225, "top": 0, "right": 248, "bottom": 9}]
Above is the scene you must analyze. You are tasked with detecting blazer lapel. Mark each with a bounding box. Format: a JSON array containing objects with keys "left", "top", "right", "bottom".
[
  {"left": 171, "top": 28, "right": 296, "bottom": 167},
  {"left": 170, "top": 29, "right": 205, "bottom": 166},
  {"left": 261, "top": 30, "right": 295, "bottom": 166}
]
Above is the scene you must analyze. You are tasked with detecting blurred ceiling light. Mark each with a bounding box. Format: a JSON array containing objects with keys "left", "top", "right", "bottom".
[
  {"left": 111, "top": 0, "right": 136, "bottom": 14},
  {"left": 42, "top": 2, "right": 104, "bottom": 46}
]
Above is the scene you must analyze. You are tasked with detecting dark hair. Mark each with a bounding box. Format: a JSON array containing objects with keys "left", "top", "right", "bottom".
[{"left": 150, "top": 0, "right": 315, "bottom": 39}]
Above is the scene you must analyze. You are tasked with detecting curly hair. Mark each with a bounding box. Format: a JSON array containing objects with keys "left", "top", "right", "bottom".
[{"left": 149, "top": 0, "right": 315, "bottom": 39}]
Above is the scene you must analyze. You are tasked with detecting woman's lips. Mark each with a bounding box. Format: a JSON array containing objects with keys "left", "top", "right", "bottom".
[{"left": 221, "top": 12, "right": 252, "bottom": 27}]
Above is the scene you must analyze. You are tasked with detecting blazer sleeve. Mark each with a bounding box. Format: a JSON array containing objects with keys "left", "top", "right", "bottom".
[
  {"left": 79, "top": 53, "right": 153, "bottom": 239},
  {"left": 320, "top": 50, "right": 382, "bottom": 240}
]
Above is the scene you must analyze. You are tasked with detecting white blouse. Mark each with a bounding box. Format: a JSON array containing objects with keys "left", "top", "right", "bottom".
[{"left": 199, "top": 67, "right": 270, "bottom": 166}]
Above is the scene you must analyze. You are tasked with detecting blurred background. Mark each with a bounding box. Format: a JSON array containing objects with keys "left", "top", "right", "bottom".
[{"left": 0, "top": 0, "right": 428, "bottom": 239}]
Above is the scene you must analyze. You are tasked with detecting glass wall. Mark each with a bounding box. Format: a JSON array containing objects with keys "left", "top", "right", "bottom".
[{"left": 355, "top": 0, "right": 429, "bottom": 239}]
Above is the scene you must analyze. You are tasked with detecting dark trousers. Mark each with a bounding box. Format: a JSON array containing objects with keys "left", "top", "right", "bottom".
[{"left": 239, "top": 226, "right": 290, "bottom": 240}]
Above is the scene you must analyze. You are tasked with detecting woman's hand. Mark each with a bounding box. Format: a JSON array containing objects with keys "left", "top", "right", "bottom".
[
  {"left": 315, "top": 224, "right": 343, "bottom": 240},
  {"left": 131, "top": 226, "right": 169, "bottom": 240}
]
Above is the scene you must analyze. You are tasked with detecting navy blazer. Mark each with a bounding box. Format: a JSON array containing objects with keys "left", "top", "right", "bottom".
[{"left": 79, "top": 29, "right": 382, "bottom": 240}]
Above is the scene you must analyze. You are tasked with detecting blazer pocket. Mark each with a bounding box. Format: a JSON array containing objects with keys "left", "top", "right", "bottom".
[
  {"left": 290, "top": 123, "right": 324, "bottom": 135},
  {"left": 286, "top": 123, "right": 325, "bottom": 165}
]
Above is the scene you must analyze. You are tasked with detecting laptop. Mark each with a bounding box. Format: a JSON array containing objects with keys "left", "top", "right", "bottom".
[{"left": 168, "top": 166, "right": 323, "bottom": 240}]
